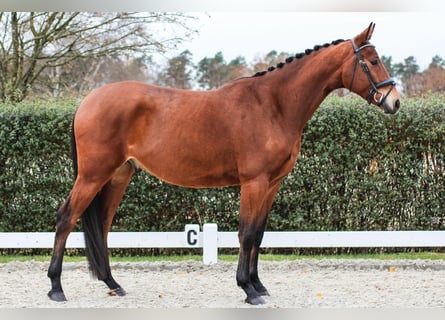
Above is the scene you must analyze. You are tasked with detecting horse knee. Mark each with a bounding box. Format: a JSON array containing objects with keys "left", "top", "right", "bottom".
[{"left": 239, "top": 227, "right": 265, "bottom": 247}]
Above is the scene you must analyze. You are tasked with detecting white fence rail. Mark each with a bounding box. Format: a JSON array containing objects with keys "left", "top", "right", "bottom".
[{"left": 1, "top": 224, "right": 444, "bottom": 264}]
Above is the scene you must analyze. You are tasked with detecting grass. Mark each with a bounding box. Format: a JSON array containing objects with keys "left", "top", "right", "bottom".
[{"left": 0, "top": 252, "right": 444, "bottom": 264}]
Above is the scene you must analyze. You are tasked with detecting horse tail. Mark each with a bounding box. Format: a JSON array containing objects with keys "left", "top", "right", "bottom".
[
  {"left": 72, "top": 115, "right": 109, "bottom": 280},
  {"left": 81, "top": 193, "right": 108, "bottom": 280},
  {"left": 71, "top": 116, "right": 78, "bottom": 179}
]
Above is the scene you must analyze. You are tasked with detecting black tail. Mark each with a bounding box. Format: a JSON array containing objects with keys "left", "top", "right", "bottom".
[
  {"left": 71, "top": 117, "right": 78, "bottom": 179},
  {"left": 71, "top": 116, "right": 110, "bottom": 280},
  {"left": 81, "top": 193, "right": 110, "bottom": 280}
]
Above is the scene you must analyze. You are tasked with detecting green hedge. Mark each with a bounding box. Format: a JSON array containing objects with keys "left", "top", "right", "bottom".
[
  {"left": 272, "top": 95, "right": 445, "bottom": 232},
  {"left": 0, "top": 95, "right": 444, "bottom": 234}
]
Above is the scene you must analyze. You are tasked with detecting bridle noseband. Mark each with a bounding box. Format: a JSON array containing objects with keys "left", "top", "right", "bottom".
[{"left": 349, "top": 39, "right": 396, "bottom": 106}]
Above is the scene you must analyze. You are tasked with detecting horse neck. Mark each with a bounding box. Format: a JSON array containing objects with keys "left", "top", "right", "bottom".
[{"left": 267, "top": 41, "right": 351, "bottom": 133}]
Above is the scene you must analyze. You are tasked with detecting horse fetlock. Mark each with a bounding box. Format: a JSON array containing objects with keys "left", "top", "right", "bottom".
[
  {"left": 252, "top": 281, "right": 269, "bottom": 296},
  {"left": 238, "top": 280, "right": 266, "bottom": 304}
]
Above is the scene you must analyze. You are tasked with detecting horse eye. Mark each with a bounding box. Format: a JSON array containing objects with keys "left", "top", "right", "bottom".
[{"left": 370, "top": 60, "right": 378, "bottom": 66}]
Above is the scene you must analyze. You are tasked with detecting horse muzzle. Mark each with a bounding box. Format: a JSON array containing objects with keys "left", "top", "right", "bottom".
[{"left": 381, "top": 95, "right": 400, "bottom": 114}]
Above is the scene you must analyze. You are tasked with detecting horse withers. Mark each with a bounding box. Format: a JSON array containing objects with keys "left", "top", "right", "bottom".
[{"left": 47, "top": 23, "right": 400, "bottom": 305}]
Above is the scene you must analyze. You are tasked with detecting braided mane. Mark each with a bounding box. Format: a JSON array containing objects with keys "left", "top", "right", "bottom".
[{"left": 253, "top": 39, "right": 345, "bottom": 77}]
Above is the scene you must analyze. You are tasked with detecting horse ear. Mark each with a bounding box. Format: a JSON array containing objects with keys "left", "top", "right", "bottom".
[
  {"left": 355, "top": 22, "right": 376, "bottom": 45},
  {"left": 365, "top": 22, "right": 376, "bottom": 41}
]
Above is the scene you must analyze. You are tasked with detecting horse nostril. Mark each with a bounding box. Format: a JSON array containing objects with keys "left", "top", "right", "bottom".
[{"left": 394, "top": 99, "right": 400, "bottom": 112}]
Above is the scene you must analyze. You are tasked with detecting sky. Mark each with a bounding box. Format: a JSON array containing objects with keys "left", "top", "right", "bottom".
[
  {"left": 172, "top": 12, "right": 445, "bottom": 71},
  {"left": 0, "top": 1, "right": 444, "bottom": 70}
]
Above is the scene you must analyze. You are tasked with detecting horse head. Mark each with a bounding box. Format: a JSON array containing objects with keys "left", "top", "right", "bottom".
[{"left": 343, "top": 22, "right": 401, "bottom": 114}]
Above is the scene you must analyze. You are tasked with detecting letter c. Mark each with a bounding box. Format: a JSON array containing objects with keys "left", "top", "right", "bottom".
[{"left": 187, "top": 229, "right": 198, "bottom": 246}]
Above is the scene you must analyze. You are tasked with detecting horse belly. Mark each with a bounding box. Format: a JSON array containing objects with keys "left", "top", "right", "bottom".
[
  {"left": 134, "top": 155, "right": 239, "bottom": 188},
  {"left": 130, "top": 137, "right": 240, "bottom": 188}
]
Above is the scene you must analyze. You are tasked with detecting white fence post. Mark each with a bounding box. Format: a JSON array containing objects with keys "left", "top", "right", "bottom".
[{"left": 203, "top": 223, "right": 218, "bottom": 265}]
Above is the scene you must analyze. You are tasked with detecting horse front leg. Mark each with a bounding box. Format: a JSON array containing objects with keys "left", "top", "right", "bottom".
[
  {"left": 248, "top": 180, "right": 282, "bottom": 297},
  {"left": 237, "top": 177, "right": 271, "bottom": 305}
]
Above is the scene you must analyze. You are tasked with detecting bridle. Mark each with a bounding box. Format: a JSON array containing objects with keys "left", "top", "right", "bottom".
[{"left": 348, "top": 39, "right": 396, "bottom": 106}]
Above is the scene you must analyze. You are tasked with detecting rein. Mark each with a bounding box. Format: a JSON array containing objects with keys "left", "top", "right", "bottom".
[{"left": 348, "top": 39, "right": 396, "bottom": 106}]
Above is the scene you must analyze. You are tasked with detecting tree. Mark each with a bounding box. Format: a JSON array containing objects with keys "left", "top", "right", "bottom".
[
  {"left": 34, "top": 54, "right": 153, "bottom": 98},
  {"left": 381, "top": 55, "right": 395, "bottom": 77},
  {"left": 196, "top": 52, "right": 227, "bottom": 90},
  {"left": 196, "top": 52, "right": 250, "bottom": 90},
  {"left": 251, "top": 50, "right": 290, "bottom": 73},
  {"left": 157, "top": 50, "right": 194, "bottom": 89},
  {"left": 393, "top": 56, "right": 420, "bottom": 96},
  {"left": 376, "top": 54, "right": 445, "bottom": 96},
  {"left": 429, "top": 55, "right": 445, "bottom": 69},
  {"left": 0, "top": 12, "right": 197, "bottom": 102},
  {"left": 410, "top": 55, "right": 445, "bottom": 95},
  {"left": 226, "top": 56, "right": 251, "bottom": 81}
]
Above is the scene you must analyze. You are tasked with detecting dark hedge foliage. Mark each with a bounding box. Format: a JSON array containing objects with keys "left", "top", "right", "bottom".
[{"left": 0, "top": 95, "right": 444, "bottom": 236}]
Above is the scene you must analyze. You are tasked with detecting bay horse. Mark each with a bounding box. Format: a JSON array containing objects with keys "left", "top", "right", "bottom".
[{"left": 47, "top": 23, "right": 400, "bottom": 305}]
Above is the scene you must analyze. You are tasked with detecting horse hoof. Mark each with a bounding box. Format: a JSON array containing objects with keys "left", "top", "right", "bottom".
[
  {"left": 108, "top": 287, "right": 126, "bottom": 297},
  {"left": 48, "top": 290, "right": 67, "bottom": 302},
  {"left": 245, "top": 295, "right": 266, "bottom": 305}
]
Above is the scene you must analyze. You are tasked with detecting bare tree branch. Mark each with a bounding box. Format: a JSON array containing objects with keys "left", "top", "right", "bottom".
[{"left": 0, "top": 12, "right": 198, "bottom": 102}]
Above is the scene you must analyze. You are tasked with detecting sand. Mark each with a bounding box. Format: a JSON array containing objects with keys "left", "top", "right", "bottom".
[{"left": 0, "top": 259, "right": 444, "bottom": 308}]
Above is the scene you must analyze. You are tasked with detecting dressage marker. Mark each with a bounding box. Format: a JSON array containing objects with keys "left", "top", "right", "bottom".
[{"left": 47, "top": 23, "right": 400, "bottom": 305}]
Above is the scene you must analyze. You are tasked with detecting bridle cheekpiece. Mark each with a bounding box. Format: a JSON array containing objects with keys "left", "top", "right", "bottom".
[{"left": 348, "top": 39, "right": 396, "bottom": 106}]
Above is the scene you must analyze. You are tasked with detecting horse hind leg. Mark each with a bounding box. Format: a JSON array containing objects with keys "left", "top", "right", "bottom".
[
  {"left": 47, "top": 179, "right": 105, "bottom": 301},
  {"left": 95, "top": 161, "right": 136, "bottom": 296},
  {"left": 47, "top": 161, "right": 134, "bottom": 301}
]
